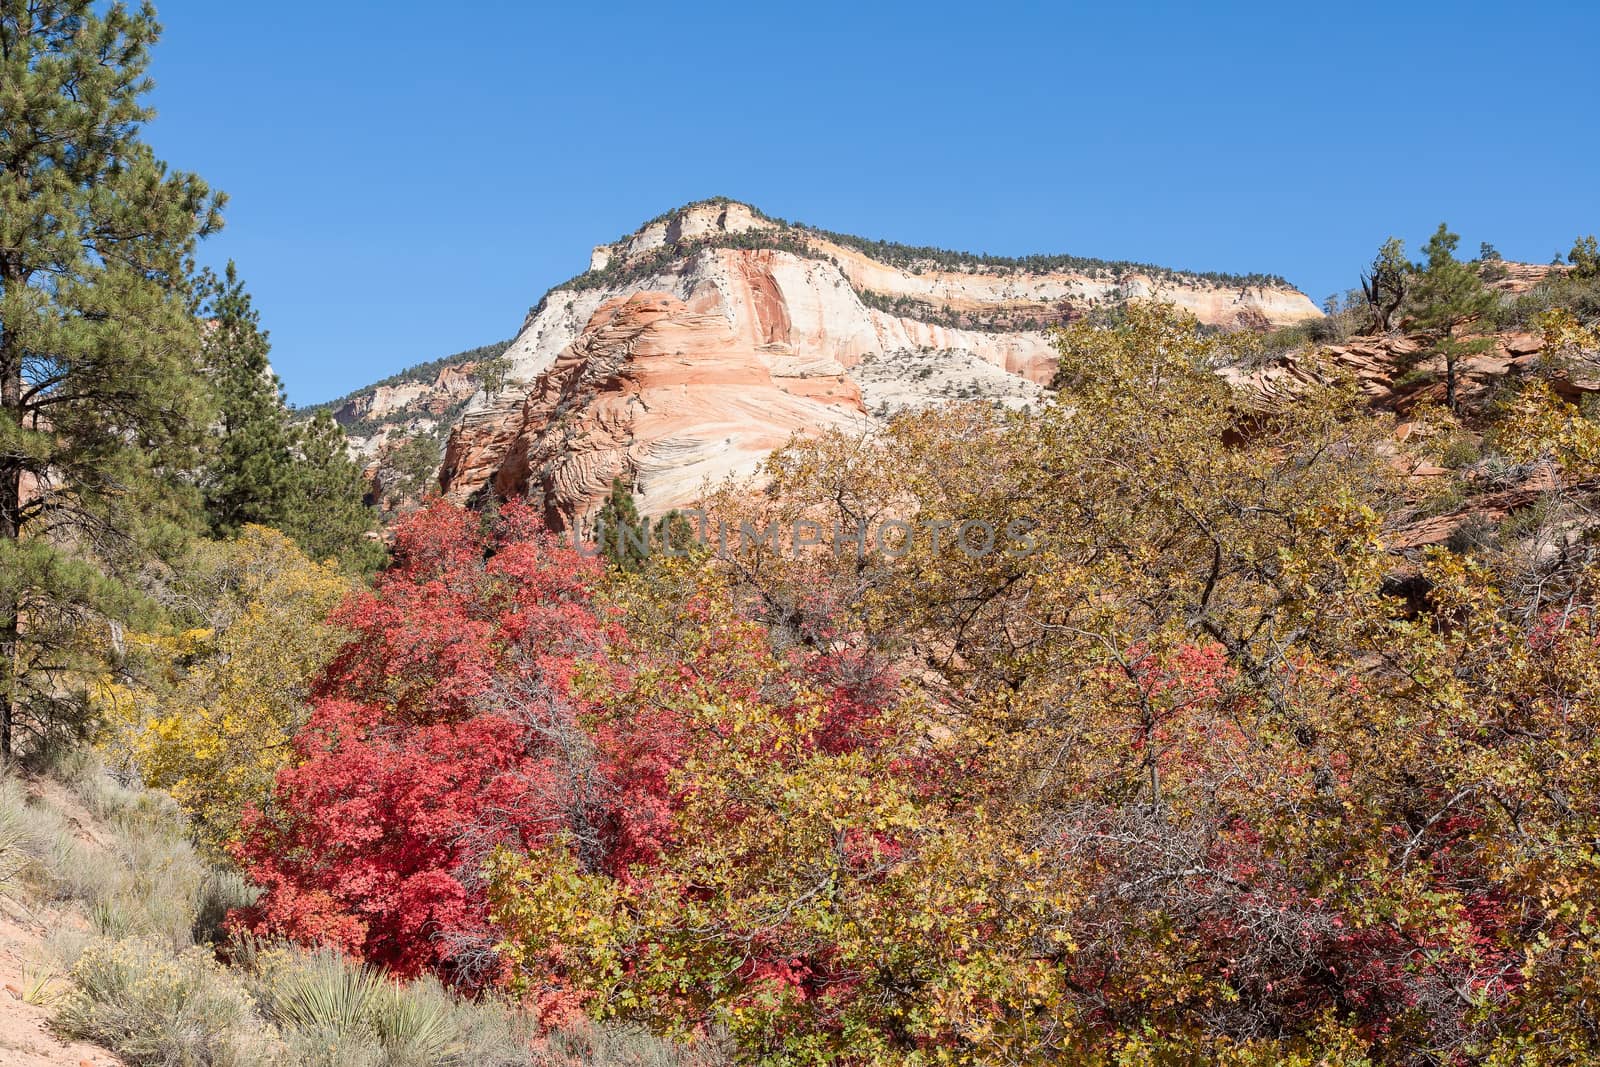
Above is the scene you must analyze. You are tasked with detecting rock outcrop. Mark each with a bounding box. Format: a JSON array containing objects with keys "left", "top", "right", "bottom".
[
  {"left": 1219, "top": 317, "right": 1599, "bottom": 560},
  {"left": 439, "top": 200, "right": 1321, "bottom": 527},
  {"left": 444, "top": 291, "right": 868, "bottom": 528},
  {"left": 332, "top": 361, "right": 484, "bottom": 458},
  {"left": 1226, "top": 323, "right": 1597, "bottom": 416},
  {"left": 1486, "top": 260, "right": 1569, "bottom": 295}
]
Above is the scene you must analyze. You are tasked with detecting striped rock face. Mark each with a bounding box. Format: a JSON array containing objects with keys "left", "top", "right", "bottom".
[{"left": 435, "top": 201, "right": 1321, "bottom": 527}]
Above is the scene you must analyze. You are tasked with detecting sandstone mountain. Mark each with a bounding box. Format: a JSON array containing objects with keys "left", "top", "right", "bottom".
[
  {"left": 376, "top": 199, "right": 1320, "bottom": 529},
  {"left": 314, "top": 340, "right": 510, "bottom": 460},
  {"left": 297, "top": 340, "right": 512, "bottom": 515}
]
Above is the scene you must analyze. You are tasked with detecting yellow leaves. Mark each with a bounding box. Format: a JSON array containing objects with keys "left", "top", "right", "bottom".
[
  {"left": 1050, "top": 302, "right": 1225, "bottom": 401},
  {"left": 1494, "top": 379, "right": 1600, "bottom": 479},
  {"left": 98, "top": 526, "right": 353, "bottom": 855},
  {"left": 498, "top": 298, "right": 1600, "bottom": 1060},
  {"left": 1538, "top": 308, "right": 1600, "bottom": 359},
  {"left": 486, "top": 844, "right": 636, "bottom": 1003}
]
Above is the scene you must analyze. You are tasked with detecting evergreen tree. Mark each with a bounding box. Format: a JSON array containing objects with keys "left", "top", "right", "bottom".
[
  {"left": 1410, "top": 224, "right": 1496, "bottom": 410},
  {"left": 1477, "top": 241, "right": 1509, "bottom": 283},
  {"left": 198, "top": 262, "right": 297, "bottom": 535},
  {"left": 592, "top": 476, "right": 647, "bottom": 573},
  {"left": 1360, "top": 237, "right": 1410, "bottom": 333},
  {"left": 279, "top": 411, "right": 385, "bottom": 575},
  {"left": 0, "top": 1, "right": 226, "bottom": 756},
  {"left": 377, "top": 431, "right": 442, "bottom": 514},
  {"left": 1570, "top": 235, "right": 1600, "bottom": 280},
  {"left": 194, "top": 263, "right": 381, "bottom": 573},
  {"left": 652, "top": 509, "right": 700, "bottom": 557}
]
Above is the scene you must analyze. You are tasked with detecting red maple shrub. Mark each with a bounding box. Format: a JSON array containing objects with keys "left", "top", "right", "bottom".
[
  {"left": 232, "top": 500, "right": 907, "bottom": 994},
  {"left": 232, "top": 500, "right": 626, "bottom": 985}
]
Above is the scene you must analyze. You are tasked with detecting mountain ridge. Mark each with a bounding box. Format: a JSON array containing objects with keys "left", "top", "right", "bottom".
[
  {"left": 555, "top": 196, "right": 1296, "bottom": 295},
  {"left": 320, "top": 199, "right": 1323, "bottom": 522}
]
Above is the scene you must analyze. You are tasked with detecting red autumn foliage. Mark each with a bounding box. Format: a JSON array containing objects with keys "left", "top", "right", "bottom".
[
  {"left": 232, "top": 500, "right": 906, "bottom": 989},
  {"left": 232, "top": 501, "right": 626, "bottom": 984}
]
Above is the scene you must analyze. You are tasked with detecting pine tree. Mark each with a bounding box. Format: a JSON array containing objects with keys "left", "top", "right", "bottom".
[
  {"left": 198, "top": 262, "right": 297, "bottom": 535},
  {"left": 1571, "top": 235, "right": 1600, "bottom": 280},
  {"left": 377, "top": 431, "right": 442, "bottom": 514},
  {"left": 1, "top": 1, "right": 226, "bottom": 756},
  {"left": 592, "top": 476, "right": 647, "bottom": 572},
  {"left": 194, "top": 263, "right": 382, "bottom": 573},
  {"left": 1410, "top": 224, "right": 1496, "bottom": 410},
  {"left": 652, "top": 509, "right": 699, "bottom": 557},
  {"left": 279, "top": 411, "right": 385, "bottom": 575}
]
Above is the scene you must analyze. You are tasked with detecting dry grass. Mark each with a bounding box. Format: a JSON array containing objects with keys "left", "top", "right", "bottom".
[{"left": 0, "top": 757, "right": 725, "bottom": 1067}]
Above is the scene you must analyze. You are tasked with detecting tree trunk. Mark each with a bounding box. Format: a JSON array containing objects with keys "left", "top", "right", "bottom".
[{"left": 0, "top": 330, "right": 20, "bottom": 759}]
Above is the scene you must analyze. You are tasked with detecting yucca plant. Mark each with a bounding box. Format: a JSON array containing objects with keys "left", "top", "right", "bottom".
[
  {"left": 88, "top": 895, "right": 141, "bottom": 940},
  {"left": 264, "top": 949, "right": 385, "bottom": 1038},
  {"left": 371, "top": 975, "right": 461, "bottom": 1065},
  {"left": 18, "top": 961, "right": 65, "bottom": 1006}
]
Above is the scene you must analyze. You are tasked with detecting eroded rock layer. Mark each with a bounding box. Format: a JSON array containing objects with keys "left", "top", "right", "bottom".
[{"left": 439, "top": 200, "right": 1321, "bottom": 526}]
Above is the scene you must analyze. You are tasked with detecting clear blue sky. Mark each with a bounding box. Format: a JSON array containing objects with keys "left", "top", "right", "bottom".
[{"left": 141, "top": 0, "right": 1599, "bottom": 406}]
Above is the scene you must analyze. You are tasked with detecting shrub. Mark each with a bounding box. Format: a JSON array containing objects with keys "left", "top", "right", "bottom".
[
  {"left": 1415, "top": 479, "right": 1469, "bottom": 517},
  {"left": 0, "top": 760, "right": 232, "bottom": 953},
  {"left": 237, "top": 938, "right": 556, "bottom": 1066},
  {"left": 234, "top": 501, "right": 616, "bottom": 985},
  {"left": 1445, "top": 511, "right": 1499, "bottom": 555},
  {"left": 1494, "top": 269, "right": 1600, "bottom": 329},
  {"left": 9, "top": 755, "right": 713, "bottom": 1066},
  {"left": 371, "top": 977, "right": 461, "bottom": 1066},
  {"left": 0, "top": 774, "right": 35, "bottom": 899},
  {"left": 1436, "top": 432, "right": 1484, "bottom": 469},
  {"left": 41, "top": 791, "right": 215, "bottom": 952},
  {"left": 101, "top": 526, "right": 354, "bottom": 856},
  {"left": 193, "top": 868, "right": 262, "bottom": 946},
  {"left": 54, "top": 936, "right": 261, "bottom": 1066},
  {"left": 531, "top": 1019, "right": 728, "bottom": 1066}
]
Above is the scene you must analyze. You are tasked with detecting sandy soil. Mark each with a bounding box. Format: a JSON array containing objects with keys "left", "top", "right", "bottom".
[
  {"left": 0, "top": 776, "right": 121, "bottom": 1066},
  {"left": 0, "top": 903, "right": 120, "bottom": 1067}
]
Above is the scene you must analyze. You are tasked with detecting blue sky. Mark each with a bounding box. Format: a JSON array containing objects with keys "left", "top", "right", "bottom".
[{"left": 142, "top": 1, "right": 1599, "bottom": 405}]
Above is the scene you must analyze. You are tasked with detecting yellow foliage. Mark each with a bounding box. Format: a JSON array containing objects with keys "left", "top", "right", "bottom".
[
  {"left": 1495, "top": 379, "right": 1600, "bottom": 479},
  {"left": 100, "top": 526, "right": 352, "bottom": 853},
  {"left": 490, "top": 307, "right": 1419, "bottom": 1062},
  {"left": 1537, "top": 307, "right": 1600, "bottom": 360},
  {"left": 486, "top": 305, "right": 1600, "bottom": 1060}
]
